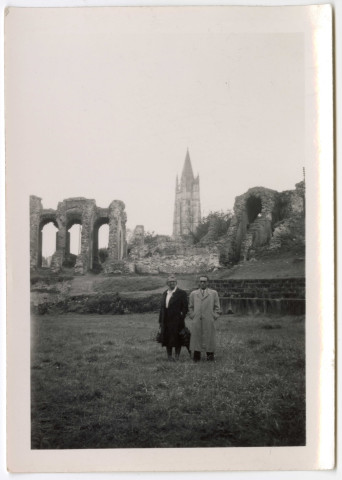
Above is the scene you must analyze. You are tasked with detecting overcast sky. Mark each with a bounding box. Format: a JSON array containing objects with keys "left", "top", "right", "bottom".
[{"left": 6, "top": 8, "right": 305, "bottom": 255}]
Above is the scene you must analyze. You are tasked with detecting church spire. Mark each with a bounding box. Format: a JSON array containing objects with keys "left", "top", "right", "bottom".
[
  {"left": 181, "top": 149, "right": 194, "bottom": 181},
  {"left": 173, "top": 150, "right": 201, "bottom": 238}
]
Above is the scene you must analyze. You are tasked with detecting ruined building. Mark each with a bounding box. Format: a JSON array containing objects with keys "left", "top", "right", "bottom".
[
  {"left": 172, "top": 150, "right": 201, "bottom": 238},
  {"left": 132, "top": 225, "right": 145, "bottom": 247},
  {"left": 30, "top": 196, "right": 127, "bottom": 274},
  {"left": 224, "top": 181, "right": 305, "bottom": 263}
]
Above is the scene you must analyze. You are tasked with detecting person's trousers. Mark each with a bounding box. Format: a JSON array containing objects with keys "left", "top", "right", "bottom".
[{"left": 193, "top": 351, "right": 215, "bottom": 361}]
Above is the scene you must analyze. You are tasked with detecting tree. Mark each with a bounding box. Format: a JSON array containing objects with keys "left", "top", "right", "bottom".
[
  {"left": 143, "top": 231, "right": 158, "bottom": 245},
  {"left": 192, "top": 210, "right": 233, "bottom": 243},
  {"left": 98, "top": 248, "right": 109, "bottom": 263}
]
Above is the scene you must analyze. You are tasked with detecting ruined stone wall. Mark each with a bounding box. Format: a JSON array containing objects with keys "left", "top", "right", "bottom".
[
  {"left": 30, "top": 196, "right": 127, "bottom": 274},
  {"left": 209, "top": 278, "right": 305, "bottom": 315},
  {"left": 103, "top": 200, "right": 128, "bottom": 274},
  {"left": 268, "top": 182, "right": 305, "bottom": 252},
  {"left": 134, "top": 248, "right": 219, "bottom": 274},
  {"left": 224, "top": 183, "right": 305, "bottom": 264},
  {"left": 30, "top": 196, "right": 43, "bottom": 270},
  {"left": 133, "top": 225, "right": 145, "bottom": 246},
  {"left": 128, "top": 237, "right": 220, "bottom": 274}
]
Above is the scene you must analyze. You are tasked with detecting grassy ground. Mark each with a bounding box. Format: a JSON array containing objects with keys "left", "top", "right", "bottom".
[
  {"left": 215, "top": 252, "right": 305, "bottom": 280},
  {"left": 69, "top": 274, "right": 197, "bottom": 296},
  {"left": 31, "top": 313, "right": 305, "bottom": 449},
  {"left": 70, "top": 275, "right": 167, "bottom": 295},
  {"left": 33, "top": 251, "right": 304, "bottom": 305}
]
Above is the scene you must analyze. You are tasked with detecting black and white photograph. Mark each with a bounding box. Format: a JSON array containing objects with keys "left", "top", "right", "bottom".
[{"left": 4, "top": 3, "right": 334, "bottom": 473}]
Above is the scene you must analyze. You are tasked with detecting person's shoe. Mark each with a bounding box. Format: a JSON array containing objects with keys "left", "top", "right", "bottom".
[{"left": 193, "top": 351, "right": 201, "bottom": 362}]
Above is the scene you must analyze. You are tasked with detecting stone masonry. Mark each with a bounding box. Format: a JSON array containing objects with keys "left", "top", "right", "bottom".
[
  {"left": 209, "top": 278, "right": 305, "bottom": 315},
  {"left": 30, "top": 196, "right": 127, "bottom": 274},
  {"left": 128, "top": 236, "right": 220, "bottom": 274},
  {"left": 173, "top": 150, "right": 201, "bottom": 238},
  {"left": 133, "top": 225, "right": 145, "bottom": 246},
  {"left": 224, "top": 182, "right": 305, "bottom": 264}
]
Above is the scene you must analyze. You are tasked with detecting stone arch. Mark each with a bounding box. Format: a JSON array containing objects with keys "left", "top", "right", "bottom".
[
  {"left": 38, "top": 216, "right": 58, "bottom": 268},
  {"left": 246, "top": 195, "right": 262, "bottom": 225},
  {"left": 92, "top": 217, "right": 109, "bottom": 271},
  {"left": 30, "top": 196, "right": 127, "bottom": 274},
  {"left": 225, "top": 187, "right": 278, "bottom": 264},
  {"left": 65, "top": 215, "right": 83, "bottom": 267},
  {"left": 66, "top": 214, "right": 83, "bottom": 232}
]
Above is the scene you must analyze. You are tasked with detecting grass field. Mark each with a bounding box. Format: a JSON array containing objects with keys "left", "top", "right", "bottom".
[
  {"left": 31, "top": 313, "right": 305, "bottom": 449},
  {"left": 69, "top": 274, "right": 200, "bottom": 296}
]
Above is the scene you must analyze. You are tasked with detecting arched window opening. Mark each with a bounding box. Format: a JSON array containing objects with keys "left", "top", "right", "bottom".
[
  {"left": 64, "top": 223, "right": 82, "bottom": 268},
  {"left": 92, "top": 218, "right": 109, "bottom": 271},
  {"left": 40, "top": 222, "right": 58, "bottom": 267},
  {"left": 246, "top": 196, "right": 262, "bottom": 224},
  {"left": 69, "top": 224, "right": 82, "bottom": 255},
  {"left": 98, "top": 224, "right": 109, "bottom": 264}
]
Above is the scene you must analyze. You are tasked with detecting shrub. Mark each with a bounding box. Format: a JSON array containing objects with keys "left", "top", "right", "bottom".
[
  {"left": 144, "top": 231, "right": 158, "bottom": 245},
  {"left": 63, "top": 254, "right": 77, "bottom": 268},
  {"left": 98, "top": 248, "right": 109, "bottom": 263},
  {"left": 30, "top": 274, "right": 73, "bottom": 286},
  {"left": 192, "top": 210, "right": 233, "bottom": 243},
  {"left": 37, "top": 303, "right": 49, "bottom": 315}
]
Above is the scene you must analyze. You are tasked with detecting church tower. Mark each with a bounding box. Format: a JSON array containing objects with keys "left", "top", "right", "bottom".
[{"left": 172, "top": 150, "right": 201, "bottom": 238}]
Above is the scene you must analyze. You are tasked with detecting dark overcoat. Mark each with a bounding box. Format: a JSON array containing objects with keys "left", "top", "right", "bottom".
[{"left": 159, "top": 288, "right": 188, "bottom": 347}]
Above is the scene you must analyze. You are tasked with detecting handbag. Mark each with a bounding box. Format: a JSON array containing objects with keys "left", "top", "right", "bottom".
[
  {"left": 156, "top": 327, "right": 162, "bottom": 343},
  {"left": 179, "top": 326, "right": 191, "bottom": 348}
]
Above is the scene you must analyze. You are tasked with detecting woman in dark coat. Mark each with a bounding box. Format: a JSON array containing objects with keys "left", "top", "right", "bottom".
[{"left": 159, "top": 275, "right": 188, "bottom": 361}]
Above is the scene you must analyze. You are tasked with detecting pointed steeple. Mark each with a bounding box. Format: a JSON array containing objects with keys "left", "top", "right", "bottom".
[
  {"left": 173, "top": 149, "right": 201, "bottom": 237},
  {"left": 175, "top": 174, "right": 179, "bottom": 191},
  {"left": 181, "top": 149, "right": 194, "bottom": 181}
]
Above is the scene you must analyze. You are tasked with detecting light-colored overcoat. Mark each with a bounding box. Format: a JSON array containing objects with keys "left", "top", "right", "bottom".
[{"left": 188, "top": 288, "right": 221, "bottom": 353}]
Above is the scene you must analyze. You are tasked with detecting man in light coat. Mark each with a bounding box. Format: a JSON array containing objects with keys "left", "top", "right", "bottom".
[{"left": 188, "top": 275, "right": 221, "bottom": 362}]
